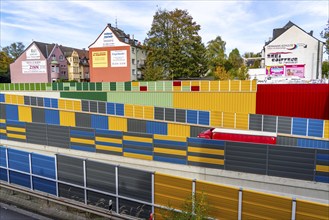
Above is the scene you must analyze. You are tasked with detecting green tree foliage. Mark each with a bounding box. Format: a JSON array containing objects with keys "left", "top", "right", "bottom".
[
  {"left": 320, "top": 21, "right": 329, "bottom": 55},
  {"left": 205, "top": 36, "right": 227, "bottom": 75},
  {"left": 243, "top": 52, "right": 261, "bottom": 68},
  {"left": 3, "top": 42, "right": 25, "bottom": 59},
  {"left": 322, "top": 60, "right": 329, "bottom": 78},
  {"left": 214, "top": 65, "right": 230, "bottom": 80},
  {"left": 144, "top": 9, "right": 207, "bottom": 80},
  {"left": 228, "top": 48, "right": 243, "bottom": 69},
  {"left": 0, "top": 51, "right": 13, "bottom": 82}
]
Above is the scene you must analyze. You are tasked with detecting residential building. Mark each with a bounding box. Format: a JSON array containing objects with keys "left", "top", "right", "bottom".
[
  {"left": 60, "top": 46, "right": 89, "bottom": 82},
  {"left": 263, "top": 21, "right": 324, "bottom": 80},
  {"left": 89, "top": 23, "right": 146, "bottom": 82},
  {"left": 10, "top": 41, "right": 89, "bottom": 83}
]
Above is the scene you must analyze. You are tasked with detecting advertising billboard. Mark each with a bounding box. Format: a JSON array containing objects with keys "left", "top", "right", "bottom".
[
  {"left": 92, "top": 51, "right": 108, "bottom": 68},
  {"left": 26, "top": 44, "right": 41, "bottom": 60},
  {"left": 285, "top": 64, "right": 305, "bottom": 78},
  {"left": 22, "top": 61, "right": 46, "bottom": 74},
  {"left": 266, "top": 66, "right": 284, "bottom": 75},
  {"left": 111, "top": 50, "right": 127, "bottom": 67}
]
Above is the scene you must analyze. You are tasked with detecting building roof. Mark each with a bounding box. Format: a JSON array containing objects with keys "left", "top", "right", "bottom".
[
  {"left": 60, "top": 45, "right": 89, "bottom": 59},
  {"left": 265, "top": 21, "right": 323, "bottom": 46},
  {"left": 33, "top": 41, "right": 56, "bottom": 58},
  {"left": 89, "top": 23, "right": 142, "bottom": 48}
]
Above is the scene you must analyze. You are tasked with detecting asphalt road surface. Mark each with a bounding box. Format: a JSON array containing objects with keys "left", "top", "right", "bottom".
[{"left": 0, "top": 203, "right": 52, "bottom": 220}]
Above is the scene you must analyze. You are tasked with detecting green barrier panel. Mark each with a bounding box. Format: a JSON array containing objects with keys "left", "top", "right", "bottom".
[{"left": 110, "top": 82, "right": 116, "bottom": 91}]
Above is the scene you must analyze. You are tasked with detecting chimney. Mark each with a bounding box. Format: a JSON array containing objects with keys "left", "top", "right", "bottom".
[
  {"left": 310, "top": 30, "right": 313, "bottom": 36},
  {"left": 108, "top": 23, "right": 111, "bottom": 27}
]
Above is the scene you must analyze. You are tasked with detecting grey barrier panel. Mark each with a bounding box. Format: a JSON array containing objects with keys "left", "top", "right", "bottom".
[
  {"left": 47, "top": 125, "right": 70, "bottom": 148},
  {"left": 249, "top": 114, "right": 262, "bottom": 131},
  {"left": 58, "top": 183, "right": 85, "bottom": 203},
  {"left": 154, "top": 107, "right": 164, "bottom": 120},
  {"left": 26, "top": 123, "right": 47, "bottom": 145},
  {"left": 81, "top": 100, "right": 90, "bottom": 112},
  {"left": 119, "top": 198, "right": 152, "bottom": 219},
  {"left": 263, "top": 115, "right": 277, "bottom": 132},
  {"left": 90, "top": 101, "right": 98, "bottom": 113},
  {"left": 164, "top": 108, "right": 175, "bottom": 122},
  {"left": 268, "top": 145, "right": 315, "bottom": 181},
  {"left": 175, "top": 109, "right": 186, "bottom": 123},
  {"left": 30, "top": 97, "right": 37, "bottom": 106},
  {"left": 37, "top": 97, "right": 44, "bottom": 107},
  {"left": 87, "top": 190, "right": 116, "bottom": 211},
  {"left": 57, "top": 155, "right": 84, "bottom": 186},
  {"left": 127, "top": 119, "right": 147, "bottom": 133},
  {"left": 277, "top": 136, "right": 297, "bottom": 146},
  {"left": 98, "top": 102, "right": 106, "bottom": 114},
  {"left": 225, "top": 142, "right": 267, "bottom": 175},
  {"left": 86, "top": 160, "right": 116, "bottom": 193},
  {"left": 190, "top": 126, "right": 209, "bottom": 137},
  {"left": 118, "top": 166, "right": 152, "bottom": 203},
  {"left": 278, "top": 116, "right": 292, "bottom": 134},
  {"left": 75, "top": 112, "right": 91, "bottom": 128},
  {"left": 31, "top": 107, "right": 45, "bottom": 123},
  {"left": 0, "top": 104, "right": 6, "bottom": 119},
  {"left": 24, "top": 96, "right": 30, "bottom": 105}
]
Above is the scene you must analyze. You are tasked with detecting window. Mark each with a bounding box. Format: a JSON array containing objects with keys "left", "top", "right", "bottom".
[
  {"left": 132, "top": 69, "right": 136, "bottom": 75},
  {"left": 52, "top": 54, "right": 56, "bottom": 59},
  {"left": 132, "top": 59, "right": 135, "bottom": 65},
  {"left": 132, "top": 48, "right": 135, "bottom": 53},
  {"left": 59, "top": 55, "right": 64, "bottom": 61}
]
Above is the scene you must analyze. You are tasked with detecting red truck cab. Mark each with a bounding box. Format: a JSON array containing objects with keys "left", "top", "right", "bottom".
[{"left": 197, "top": 128, "right": 215, "bottom": 139}]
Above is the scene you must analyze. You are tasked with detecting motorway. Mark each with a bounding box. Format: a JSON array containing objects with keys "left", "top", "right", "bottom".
[{"left": 0, "top": 203, "right": 52, "bottom": 220}]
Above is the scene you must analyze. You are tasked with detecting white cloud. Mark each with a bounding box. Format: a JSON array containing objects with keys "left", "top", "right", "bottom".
[{"left": 1, "top": 0, "right": 327, "bottom": 54}]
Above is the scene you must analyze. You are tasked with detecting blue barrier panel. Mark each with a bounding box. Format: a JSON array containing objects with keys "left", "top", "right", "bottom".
[
  {"left": 308, "top": 119, "right": 324, "bottom": 138},
  {"left": 0, "top": 147, "right": 7, "bottom": 167},
  {"left": 297, "top": 139, "right": 329, "bottom": 150},
  {"left": 315, "top": 150, "right": 329, "bottom": 183},
  {"left": 292, "top": 118, "right": 307, "bottom": 136},
  {"left": 146, "top": 121, "right": 168, "bottom": 135},
  {"left": 198, "top": 111, "right": 210, "bottom": 126},
  {"left": 106, "top": 102, "right": 115, "bottom": 115},
  {"left": 187, "top": 110, "right": 198, "bottom": 124},
  {"left": 70, "top": 128, "right": 95, "bottom": 153},
  {"left": 0, "top": 94, "right": 4, "bottom": 102},
  {"left": 31, "top": 153, "right": 55, "bottom": 179},
  {"left": 44, "top": 98, "right": 51, "bottom": 108},
  {"left": 6, "top": 105, "right": 18, "bottom": 121},
  {"left": 45, "top": 109, "right": 60, "bottom": 125},
  {"left": 8, "top": 148, "right": 29, "bottom": 173},
  {"left": 50, "top": 98, "right": 58, "bottom": 108},
  {"left": 0, "top": 168, "right": 7, "bottom": 181},
  {"left": 115, "top": 103, "right": 124, "bottom": 116},
  {"left": 91, "top": 115, "right": 108, "bottom": 130},
  {"left": 9, "top": 171, "right": 30, "bottom": 188},
  {"left": 32, "top": 177, "right": 57, "bottom": 195}
]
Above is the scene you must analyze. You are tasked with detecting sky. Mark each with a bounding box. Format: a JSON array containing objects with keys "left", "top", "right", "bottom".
[{"left": 0, "top": 0, "right": 328, "bottom": 56}]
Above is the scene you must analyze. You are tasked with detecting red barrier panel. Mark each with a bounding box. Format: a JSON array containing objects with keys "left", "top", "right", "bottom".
[{"left": 256, "top": 84, "right": 329, "bottom": 120}]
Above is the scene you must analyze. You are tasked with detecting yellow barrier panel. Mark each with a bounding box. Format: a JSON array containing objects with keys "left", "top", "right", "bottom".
[
  {"left": 73, "top": 100, "right": 81, "bottom": 111},
  {"left": 155, "top": 173, "right": 192, "bottom": 210},
  {"left": 124, "top": 104, "right": 134, "bottom": 117},
  {"left": 134, "top": 105, "right": 143, "bottom": 118},
  {"left": 58, "top": 99, "right": 66, "bottom": 110},
  {"left": 220, "top": 81, "right": 229, "bottom": 91},
  {"left": 230, "top": 80, "right": 240, "bottom": 91},
  {"left": 196, "top": 180, "right": 239, "bottom": 219},
  {"left": 65, "top": 100, "right": 74, "bottom": 110},
  {"left": 144, "top": 106, "right": 154, "bottom": 120},
  {"left": 18, "top": 106, "right": 32, "bottom": 122},
  {"left": 236, "top": 113, "right": 249, "bottom": 130},
  {"left": 296, "top": 199, "right": 329, "bottom": 220},
  {"left": 223, "top": 112, "right": 235, "bottom": 128},
  {"left": 5, "top": 94, "right": 12, "bottom": 104},
  {"left": 242, "top": 189, "right": 292, "bottom": 220},
  {"left": 59, "top": 111, "right": 75, "bottom": 127},
  {"left": 168, "top": 124, "right": 190, "bottom": 137},
  {"left": 17, "top": 95, "right": 24, "bottom": 105},
  {"left": 324, "top": 120, "right": 329, "bottom": 139},
  {"left": 109, "top": 116, "right": 127, "bottom": 132},
  {"left": 209, "top": 81, "right": 219, "bottom": 91},
  {"left": 200, "top": 81, "right": 209, "bottom": 91}
]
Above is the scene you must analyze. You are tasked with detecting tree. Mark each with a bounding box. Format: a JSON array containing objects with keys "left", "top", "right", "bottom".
[
  {"left": 0, "top": 51, "right": 13, "bottom": 82},
  {"left": 144, "top": 9, "right": 207, "bottom": 80},
  {"left": 213, "top": 65, "right": 230, "bottom": 80},
  {"left": 3, "top": 42, "right": 25, "bottom": 59},
  {"left": 227, "top": 48, "right": 244, "bottom": 78},
  {"left": 320, "top": 21, "right": 329, "bottom": 55},
  {"left": 322, "top": 60, "right": 329, "bottom": 78},
  {"left": 205, "top": 36, "right": 227, "bottom": 76}
]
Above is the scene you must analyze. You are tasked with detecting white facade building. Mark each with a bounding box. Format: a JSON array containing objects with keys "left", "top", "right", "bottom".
[{"left": 263, "top": 22, "right": 324, "bottom": 80}]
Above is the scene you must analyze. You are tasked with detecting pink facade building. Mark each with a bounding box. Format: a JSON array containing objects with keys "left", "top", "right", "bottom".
[{"left": 10, "top": 41, "right": 89, "bottom": 83}]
